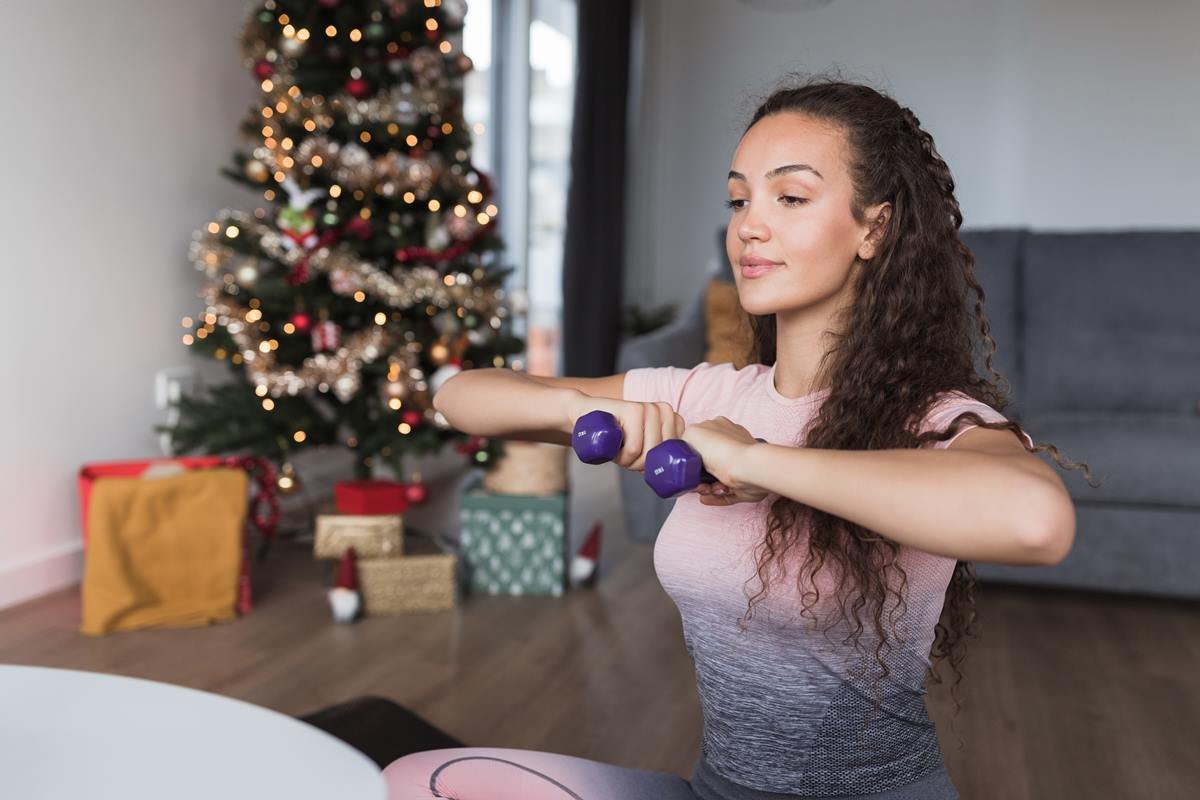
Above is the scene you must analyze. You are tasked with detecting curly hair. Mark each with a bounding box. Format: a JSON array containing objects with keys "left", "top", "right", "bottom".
[{"left": 729, "top": 71, "right": 1099, "bottom": 748}]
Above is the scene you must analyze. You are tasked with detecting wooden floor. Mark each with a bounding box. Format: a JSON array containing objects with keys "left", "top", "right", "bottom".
[{"left": 1, "top": 509, "right": 1197, "bottom": 798}]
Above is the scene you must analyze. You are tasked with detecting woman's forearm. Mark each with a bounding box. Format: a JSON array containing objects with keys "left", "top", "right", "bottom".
[
  {"left": 432, "top": 368, "right": 582, "bottom": 445},
  {"left": 732, "top": 444, "right": 1070, "bottom": 566}
]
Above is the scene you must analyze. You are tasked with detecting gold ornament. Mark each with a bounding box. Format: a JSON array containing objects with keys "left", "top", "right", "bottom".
[
  {"left": 244, "top": 159, "right": 269, "bottom": 183},
  {"left": 429, "top": 338, "right": 450, "bottom": 366},
  {"left": 276, "top": 462, "right": 300, "bottom": 495}
]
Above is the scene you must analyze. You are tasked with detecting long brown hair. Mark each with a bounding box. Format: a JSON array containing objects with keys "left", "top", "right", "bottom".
[{"left": 732, "top": 72, "right": 1098, "bottom": 746}]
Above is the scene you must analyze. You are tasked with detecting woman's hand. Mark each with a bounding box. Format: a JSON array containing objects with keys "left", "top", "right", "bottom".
[{"left": 680, "top": 417, "right": 771, "bottom": 506}]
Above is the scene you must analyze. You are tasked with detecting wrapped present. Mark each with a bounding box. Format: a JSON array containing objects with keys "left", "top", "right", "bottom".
[
  {"left": 357, "top": 532, "right": 459, "bottom": 613},
  {"left": 483, "top": 440, "right": 568, "bottom": 496},
  {"left": 334, "top": 479, "right": 410, "bottom": 515},
  {"left": 314, "top": 512, "right": 404, "bottom": 560},
  {"left": 77, "top": 456, "right": 279, "bottom": 617},
  {"left": 459, "top": 474, "right": 568, "bottom": 596},
  {"left": 79, "top": 467, "right": 247, "bottom": 635}
]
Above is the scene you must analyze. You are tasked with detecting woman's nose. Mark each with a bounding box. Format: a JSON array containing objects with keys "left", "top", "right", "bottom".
[{"left": 738, "top": 215, "right": 769, "bottom": 242}]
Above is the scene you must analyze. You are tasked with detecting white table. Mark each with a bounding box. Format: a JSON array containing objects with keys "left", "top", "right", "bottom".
[{"left": 0, "top": 664, "right": 387, "bottom": 800}]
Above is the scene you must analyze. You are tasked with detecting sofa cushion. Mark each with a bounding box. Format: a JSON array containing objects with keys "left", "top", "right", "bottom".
[
  {"left": 959, "top": 228, "right": 1025, "bottom": 418},
  {"left": 703, "top": 278, "right": 754, "bottom": 368},
  {"left": 1022, "top": 411, "right": 1200, "bottom": 507},
  {"left": 1022, "top": 231, "right": 1200, "bottom": 414}
]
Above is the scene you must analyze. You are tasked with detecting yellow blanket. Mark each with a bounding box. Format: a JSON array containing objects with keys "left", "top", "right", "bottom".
[{"left": 80, "top": 467, "right": 247, "bottom": 635}]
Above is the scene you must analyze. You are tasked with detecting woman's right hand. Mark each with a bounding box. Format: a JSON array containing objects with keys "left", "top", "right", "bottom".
[{"left": 565, "top": 393, "right": 686, "bottom": 473}]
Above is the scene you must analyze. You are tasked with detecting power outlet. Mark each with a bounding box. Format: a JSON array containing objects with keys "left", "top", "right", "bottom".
[
  {"left": 155, "top": 367, "right": 199, "bottom": 456},
  {"left": 155, "top": 366, "right": 199, "bottom": 411}
]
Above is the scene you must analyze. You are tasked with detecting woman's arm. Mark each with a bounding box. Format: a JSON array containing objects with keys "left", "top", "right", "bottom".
[
  {"left": 432, "top": 369, "right": 587, "bottom": 446},
  {"left": 730, "top": 428, "right": 1075, "bottom": 567}
]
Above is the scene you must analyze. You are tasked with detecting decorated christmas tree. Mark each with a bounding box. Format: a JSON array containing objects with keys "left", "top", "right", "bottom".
[{"left": 160, "top": 0, "right": 524, "bottom": 485}]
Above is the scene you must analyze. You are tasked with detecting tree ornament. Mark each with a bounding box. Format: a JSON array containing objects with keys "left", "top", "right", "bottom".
[
  {"left": 403, "top": 479, "right": 428, "bottom": 506},
  {"left": 428, "top": 338, "right": 450, "bottom": 366},
  {"left": 252, "top": 59, "right": 274, "bottom": 80},
  {"left": 401, "top": 409, "right": 422, "bottom": 427},
  {"left": 276, "top": 461, "right": 301, "bottom": 496},
  {"left": 280, "top": 36, "right": 306, "bottom": 58},
  {"left": 345, "top": 77, "right": 371, "bottom": 98},
  {"left": 244, "top": 158, "right": 270, "bottom": 183},
  {"left": 236, "top": 261, "right": 260, "bottom": 287},
  {"left": 291, "top": 311, "right": 313, "bottom": 333},
  {"left": 311, "top": 319, "right": 342, "bottom": 352}
]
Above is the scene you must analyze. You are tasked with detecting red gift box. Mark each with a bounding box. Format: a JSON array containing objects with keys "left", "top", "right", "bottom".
[
  {"left": 334, "top": 480, "right": 410, "bottom": 515},
  {"left": 78, "top": 456, "right": 256, "bottom": 614}
]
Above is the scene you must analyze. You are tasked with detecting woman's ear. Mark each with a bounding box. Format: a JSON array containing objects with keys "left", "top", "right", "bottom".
[{"left": 858, "top": 202, "right": 892, "bottom": 261}]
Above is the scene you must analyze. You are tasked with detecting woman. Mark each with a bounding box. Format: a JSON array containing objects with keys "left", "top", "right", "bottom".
[{"left": 383, "top": 75, "right": 1093, "bottom": 800}]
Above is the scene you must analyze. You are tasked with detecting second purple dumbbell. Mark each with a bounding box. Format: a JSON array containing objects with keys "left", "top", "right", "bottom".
[{"left": 572, "top": 409, "right": 764, "bottom": 499}]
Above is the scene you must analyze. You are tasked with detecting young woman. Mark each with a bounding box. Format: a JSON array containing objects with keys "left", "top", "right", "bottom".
[{"left": 382, "top": 75, "right": 1093, "bottom": 800}]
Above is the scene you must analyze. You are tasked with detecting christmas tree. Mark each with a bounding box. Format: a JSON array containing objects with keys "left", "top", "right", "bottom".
[{"left": 160, "top": 0, "right": 524, "bottom": 483}]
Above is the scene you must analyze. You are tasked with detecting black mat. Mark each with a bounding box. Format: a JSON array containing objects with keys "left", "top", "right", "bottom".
[{"left": 298, "top": 695, "right": 466, "bottom": 768}]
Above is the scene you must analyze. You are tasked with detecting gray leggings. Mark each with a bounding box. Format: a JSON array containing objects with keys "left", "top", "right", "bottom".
[{"left": 381, "top": 748, "right": 961, "bottom": 800}]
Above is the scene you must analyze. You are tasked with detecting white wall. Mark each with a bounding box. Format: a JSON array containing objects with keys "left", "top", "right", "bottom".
[
  {"left": 0, "top": 2, "right": 260, "bottom": 609},
  {"left": 623, "top": 0, "right": 1200, "bottom": 310}
]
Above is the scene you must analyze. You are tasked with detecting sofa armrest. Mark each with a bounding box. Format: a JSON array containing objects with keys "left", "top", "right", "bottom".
[{"left": 616, "top": 292, "right": 707, "bottom": 372}]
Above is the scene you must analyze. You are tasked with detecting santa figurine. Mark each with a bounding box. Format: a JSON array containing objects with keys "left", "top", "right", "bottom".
[
  {"left": 570, "top": 521, "right": 603, "bottom": 588},
  {"left": 328, "top": 547, "right": 362, "bottom": 623}
]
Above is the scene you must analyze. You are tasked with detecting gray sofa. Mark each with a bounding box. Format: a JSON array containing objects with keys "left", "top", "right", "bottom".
[{"left": 616, "top": 228, "right": 1200, "bottom": 600}]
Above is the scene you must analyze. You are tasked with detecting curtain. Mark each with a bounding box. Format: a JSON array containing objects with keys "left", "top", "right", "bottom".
[{"left": 560, "top": 0, "right": 634, "bottom": 377}]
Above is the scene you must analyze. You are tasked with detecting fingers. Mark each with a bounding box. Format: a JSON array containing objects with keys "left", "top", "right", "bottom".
[{"left": 616, "top": 404, "right": 646, "bottom": 470}]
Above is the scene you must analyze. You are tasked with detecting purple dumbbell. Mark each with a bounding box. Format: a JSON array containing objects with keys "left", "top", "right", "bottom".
[
  {"left": 572, "top": 410, "right": 624, "bottom": 464},
  {"left": 644, "top": 436, "right": 767, "bottom": 500}
]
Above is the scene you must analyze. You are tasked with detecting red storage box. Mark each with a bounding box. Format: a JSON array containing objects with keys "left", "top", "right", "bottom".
[{"left": 334, "top": 480, "right": 410, "bottom": 515}]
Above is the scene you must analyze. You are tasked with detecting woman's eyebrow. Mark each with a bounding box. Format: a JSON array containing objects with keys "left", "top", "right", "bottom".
[{"left": 727, "top": 163, "right": 824, "bottom": 182}]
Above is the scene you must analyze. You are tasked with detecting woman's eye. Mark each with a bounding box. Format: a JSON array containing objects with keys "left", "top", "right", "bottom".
[{"left": 723, "top": 196, "right": 807, "bottom": 211}]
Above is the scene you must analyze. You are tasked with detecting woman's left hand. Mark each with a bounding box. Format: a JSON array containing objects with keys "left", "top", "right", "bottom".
[{"left": 680, "top": 417, "right": 771, "bottom": 506}]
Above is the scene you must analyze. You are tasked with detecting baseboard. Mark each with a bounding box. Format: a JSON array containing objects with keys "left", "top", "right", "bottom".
[{"left": 0, "top": 542, "right": 84, "bottom": 612}]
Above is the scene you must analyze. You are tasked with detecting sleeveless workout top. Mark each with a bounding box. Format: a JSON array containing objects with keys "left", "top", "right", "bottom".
[{"left": 623, "top": 360, "right": 1031, "bottom": 797}]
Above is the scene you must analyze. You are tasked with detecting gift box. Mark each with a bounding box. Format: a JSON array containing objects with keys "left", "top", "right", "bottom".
[
  {"left": 314, "top": 511, "right": 404, "bottom": 560},
  {"left": 78, "top": 457, "right": 260, "bottom": 616},
  {"left": 458, "top": 474, "right": 568, "bottom": 596},
  {"left": 78, "top": 466, "right": 248, "bottom": 634},
  {"left": 334, "top": 479, "right": 410, "bottom": 515},
  {"left": 483, "top": 441, "right": 568, "bottom": 496},
  {"left": 357, "top": 532, "right": 460, "bottom": 613}
]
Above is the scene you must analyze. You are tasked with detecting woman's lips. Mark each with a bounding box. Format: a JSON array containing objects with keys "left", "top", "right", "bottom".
[{"left": 741, "top": 263, "right": 782, "bottom": 278}]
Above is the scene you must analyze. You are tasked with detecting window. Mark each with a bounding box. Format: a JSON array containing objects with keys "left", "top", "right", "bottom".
[{"left": 462, "top": 0, "right": 577, "bottom": 377}]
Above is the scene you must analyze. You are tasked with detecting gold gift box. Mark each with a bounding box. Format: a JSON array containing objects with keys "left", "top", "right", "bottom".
[
  {"left": 358, "top": 533, "right": 459, "bottom": 614},
  {"left": 313, "top": 512, "right": 404, "bottom": 560}
]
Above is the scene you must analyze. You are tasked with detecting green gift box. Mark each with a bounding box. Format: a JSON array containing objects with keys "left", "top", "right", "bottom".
[{"left": 458, "top": 474, "right": 568, "bottom": 596}]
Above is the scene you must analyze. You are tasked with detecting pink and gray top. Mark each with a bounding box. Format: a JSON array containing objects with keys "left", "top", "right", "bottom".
[{"left": 623, "top": 360, "right": 1030, "bottom": 796}]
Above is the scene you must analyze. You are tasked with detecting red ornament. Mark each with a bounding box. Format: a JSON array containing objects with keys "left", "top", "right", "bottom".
[
  {"left": 401, "top": 409, "right": 422, "bottom": 427},
  {"left": 403, "top": 481, "right": 428, "bottom": 506},
  {"left": 311, "top": 319, "right": 341, "bottom": 352},
  {"left": 454, "top": 435, "right": 487, "bottom": 455},
  {"left": 291, "top": 311, "right": 313, "bottom": 333},
  {"left": 345, "top": 77, "right": 371, "bottom": 98},
  {"left": 253, "top": 60, "right": 275, "bottom": 80},
  {"left": 343, "top": 216, "right": 373, "bottom": 239}
]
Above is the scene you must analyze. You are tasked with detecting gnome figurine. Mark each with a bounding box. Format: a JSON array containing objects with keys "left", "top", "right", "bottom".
[
  {"left": 328, "top": 547, "right": 362, "bottom": 623},
  {"left": 570, "top": 521, "right": 603, "bottom": 588}
]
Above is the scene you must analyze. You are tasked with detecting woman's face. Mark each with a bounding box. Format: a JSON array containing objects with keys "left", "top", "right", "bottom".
[{"left": 725, "top": 112, "right": 887, "bottom": 318}]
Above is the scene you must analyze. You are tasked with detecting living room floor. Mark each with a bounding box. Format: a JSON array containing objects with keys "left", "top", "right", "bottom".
[{"left": 1, "top": 461, "right": 1196, "bottom": 799}]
